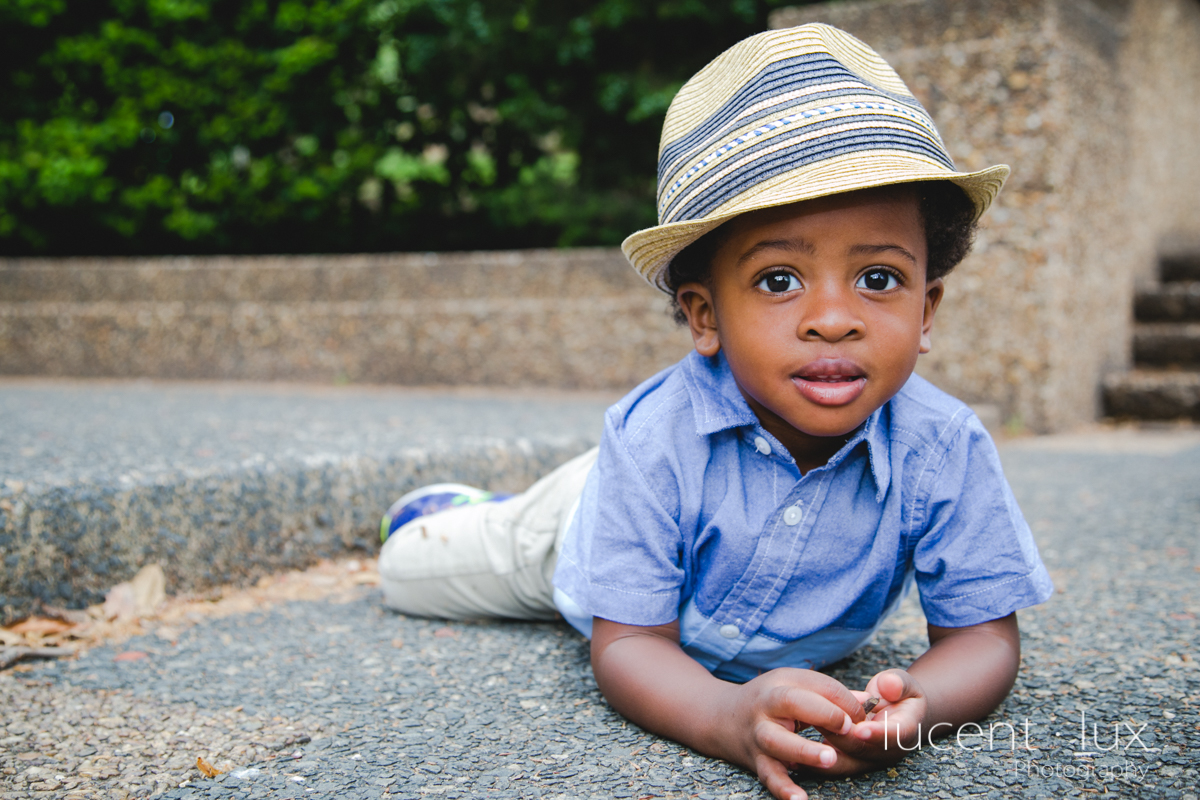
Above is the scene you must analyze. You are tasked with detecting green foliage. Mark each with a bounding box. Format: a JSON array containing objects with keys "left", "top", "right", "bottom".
[{"left": 0, "top": 0, "right": 808, "bottom": 255}]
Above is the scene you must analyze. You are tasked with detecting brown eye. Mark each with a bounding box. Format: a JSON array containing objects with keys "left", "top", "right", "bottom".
[
  {"left": 757, "top": 272, "right": 799, "bottom": 293},
  {"left": 857, "top": 269, "right": 898, "bottom": 291}
]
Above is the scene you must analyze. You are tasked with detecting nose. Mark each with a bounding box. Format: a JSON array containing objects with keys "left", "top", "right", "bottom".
[{"left": 798, "top": 280, "right": 863, "bottom": 342}]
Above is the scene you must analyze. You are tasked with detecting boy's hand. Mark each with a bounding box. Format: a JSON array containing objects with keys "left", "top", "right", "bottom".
[
  {"left": 807, "top": 669, "right": 929, "bottom": 773},
  {"left": 591, "top": 618, "right": 873, "bottom": 800},
  {"left": 727, "top": 668, "right": 864, "bottom": 799}
]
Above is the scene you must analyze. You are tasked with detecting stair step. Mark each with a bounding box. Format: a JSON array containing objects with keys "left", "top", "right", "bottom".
[
  {"left": 0, "top": 250, "right": 641, "bottom": 303},
  {"left": 0, "top": 251, "right": 694, "bottom": 389},
  {"left": 1102, "top": 369, "right": 1200, "bottom": 420},
  {"left": 1132, "top": 322, "right": 1200, "bottom": 366},
  {"left": 0, "top": 379, "right": 610, "bottom": 625},
  {"left": 1134, "top": 281, "right": 1200, "bottom": 322},
  {"left": 1161, "top": 254, "right": 1200, "bottom": 283}
]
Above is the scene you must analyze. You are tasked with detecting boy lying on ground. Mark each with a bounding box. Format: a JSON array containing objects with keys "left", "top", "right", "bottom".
[{"left": 376, "top": 24, "right": 1053, "bottom": 800}]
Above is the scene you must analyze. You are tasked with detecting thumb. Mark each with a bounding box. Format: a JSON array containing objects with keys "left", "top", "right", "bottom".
[{"left": 876, "top": 669, "right": 922, "bottom": 704}]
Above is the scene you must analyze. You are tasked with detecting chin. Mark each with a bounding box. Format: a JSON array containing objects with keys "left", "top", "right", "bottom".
[{"left": 789, "top": 409, "right": 873, "bottom": 439}]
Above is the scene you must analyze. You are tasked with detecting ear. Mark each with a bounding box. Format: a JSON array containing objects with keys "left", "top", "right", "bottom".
[
  {"left": 677, "top": 282, "right": 721, "bottom": 357},
  {"left": 919, "top": 277, "right": 944, "bottom": 354}
]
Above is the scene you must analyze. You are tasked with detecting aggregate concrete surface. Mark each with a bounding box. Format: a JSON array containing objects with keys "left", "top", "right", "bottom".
[
  {"left": 2, "top": 387, "right": 1198, "bottom": 799},
  {"left": 1, "top": 379, "right": 615, "bottom": 623}
]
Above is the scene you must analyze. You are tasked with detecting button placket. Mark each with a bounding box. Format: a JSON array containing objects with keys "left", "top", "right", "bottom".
[{"left": 705, "top": 470, "right": 831, "bottom": 655}]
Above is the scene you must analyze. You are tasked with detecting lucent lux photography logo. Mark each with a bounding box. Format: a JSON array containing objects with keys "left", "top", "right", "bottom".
[
  {"left": 878, "top": 708, "right": 1156, "bottom": 753},
  {"left": 876, "top": 708, "right": 1160, "bottom": 783}
]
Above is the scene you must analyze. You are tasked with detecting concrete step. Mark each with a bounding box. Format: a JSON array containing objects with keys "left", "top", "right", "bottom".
[
  {"left": 0, "top": 250, "right": 643, "bottom": 303},
  {"left": 1131, "top": 322, "right": 1200, "bottom": 366},
  {"left": 1102, "top": 369, "right": 1200, "bottom": 420},
  {"left": 1161, "top": 253, "right": 1200, "bottom": 283},
  {"left": 0, "top": 378, "right": 612, "bottom": 625},
  {"left": 1134, "top": 281, "right": 1200, "bottom": 322},
  {"left": 0, "top": 250, "right": 694, "bottom": 390}
]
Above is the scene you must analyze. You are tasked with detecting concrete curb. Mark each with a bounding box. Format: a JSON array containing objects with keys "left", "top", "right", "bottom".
[
  {"left": 1, "top": 378, "right": 614, "bottom": 626},
  {"left": 1, "top": 437, "right": 595, "bottom": 626}
]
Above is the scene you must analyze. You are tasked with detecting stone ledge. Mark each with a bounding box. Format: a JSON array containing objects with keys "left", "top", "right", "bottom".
[
  {"left": 0, "top": 296, "right": 690, "bottom": 388},
  {"left": 0, "top": 250, "right": 695, "bottom": 389},
  {"left": 0, "top": 248, "right": 642, "bottom": 303},
  {"left": 1, "top": 438, "right": 593, "bottom": 626},
  {"left": 1132, "top": 322, "right": 1200, "bottom": 367},
  {"left": 1102, "top": 369, "right": 1200, "bottom": 420},
  {"left": 0, "top": 379, "right": 613, "bottom": 625}
]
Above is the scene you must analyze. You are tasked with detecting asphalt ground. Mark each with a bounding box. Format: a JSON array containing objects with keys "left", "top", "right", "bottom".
[{"left": 2, "top": 415, "right": 1199, "bottom": 799}]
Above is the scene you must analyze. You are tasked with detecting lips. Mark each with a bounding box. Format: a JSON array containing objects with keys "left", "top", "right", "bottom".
[{"left": 792, "top": 359, "right": 866, "bottom": 406}]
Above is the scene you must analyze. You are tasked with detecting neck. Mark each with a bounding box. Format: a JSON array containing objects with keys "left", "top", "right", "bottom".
[{"left": 740, "top": 390, "right": 856, "bottom": 474}]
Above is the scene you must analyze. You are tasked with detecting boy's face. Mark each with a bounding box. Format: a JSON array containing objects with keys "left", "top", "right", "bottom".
[{"left": 677, "top": 187, "right": 943, "bottom": 465}]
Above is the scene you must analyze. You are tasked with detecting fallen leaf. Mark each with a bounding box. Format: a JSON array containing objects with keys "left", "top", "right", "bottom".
[
  {"left": 37, "top": 605, "right": 91, "bottom": 625},
  {"left": 7, "top": 617, "right": 75, "bottom": 635},
  {"left": 103, "top": 583, "right": 138, "bottom": 622},
  {"left": 433, "top": 627, "right": 456, "bottom": 639},
  {"left": 114, "top": 650, "right": 148, "bottom": 662},
  {"left": 103, "top": 564, "right": 167, "bottom": 621},
  {"left": 196, "top": 756, "right": 222, "bottom": 778},
  {"left": 888, "top": 768, "right": 899, "bottom": 778}
]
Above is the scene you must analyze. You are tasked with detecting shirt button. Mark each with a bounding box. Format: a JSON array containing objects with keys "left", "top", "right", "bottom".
[
  {"left": 783, "top": 505, "right": 803, "bottom": 526},
  {"left": 753, "top": 436, "right": 771, "bottom": 455},
  {"left": 719, "top": 624, "right": 740, "bottom": 639}
]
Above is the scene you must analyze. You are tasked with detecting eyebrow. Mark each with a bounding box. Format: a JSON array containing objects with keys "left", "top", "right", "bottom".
[
  {"left": 734, "top": 237, "right": 815, "bottom": 266},
  {"left": 849, "top": 242, "right": 918, "bottom": 265}
]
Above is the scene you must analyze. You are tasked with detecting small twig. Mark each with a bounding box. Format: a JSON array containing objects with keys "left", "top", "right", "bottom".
[{"left": 0, "top": 645, "right": 74, "bottom": 670}]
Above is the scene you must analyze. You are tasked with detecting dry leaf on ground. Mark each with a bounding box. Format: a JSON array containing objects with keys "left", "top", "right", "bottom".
[
  {"left": 1, "top": 557, "right": 380, "bottom": 671},
  {"left": 196, "top": 756, "right": 223, "bottom": 778},
  {"left": 7, "top": 617, "right": 75, "bottom": 635}
]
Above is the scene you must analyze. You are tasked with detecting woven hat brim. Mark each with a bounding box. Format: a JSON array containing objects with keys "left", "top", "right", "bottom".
[{"left": 623, "top": 154, "right": 1009, "bottom": 293}]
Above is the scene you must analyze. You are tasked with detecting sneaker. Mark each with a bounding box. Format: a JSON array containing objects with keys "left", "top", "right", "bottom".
[{"left": 380, "top": 483, "right": 514, "bottom": 543}]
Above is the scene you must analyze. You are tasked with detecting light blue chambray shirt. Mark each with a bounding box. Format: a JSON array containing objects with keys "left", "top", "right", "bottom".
[{"left": 552, "top": 350, "right": 1053, "bottom": 683}]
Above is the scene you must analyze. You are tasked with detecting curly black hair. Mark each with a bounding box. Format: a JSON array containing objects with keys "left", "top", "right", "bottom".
[{"left": 663, "top": 181, "right": 978, "bottom": 325}]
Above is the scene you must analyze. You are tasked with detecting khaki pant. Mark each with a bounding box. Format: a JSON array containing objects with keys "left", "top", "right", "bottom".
[{"left": 378, "top": 447, "right": 598, "bottom": 620}]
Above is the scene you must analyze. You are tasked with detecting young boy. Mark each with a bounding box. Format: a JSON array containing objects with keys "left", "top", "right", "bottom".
[{"left": 378, "top": 24, "right": 1053, "bottom": 800}]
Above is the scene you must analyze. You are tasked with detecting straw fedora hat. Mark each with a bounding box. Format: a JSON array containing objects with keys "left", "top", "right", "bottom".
[{"left": 622, "top": 23, "right": 1010, "bottom": 292}]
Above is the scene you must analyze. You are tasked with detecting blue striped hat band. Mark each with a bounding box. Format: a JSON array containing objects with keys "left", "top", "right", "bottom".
[{"left": 622, "top": 24, "right": 1009, "bottom": 292}]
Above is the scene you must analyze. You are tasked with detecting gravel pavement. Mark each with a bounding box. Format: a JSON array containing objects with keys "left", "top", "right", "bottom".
[{"left": 2, "top": 424, "right": 1198, "bottom": 800}]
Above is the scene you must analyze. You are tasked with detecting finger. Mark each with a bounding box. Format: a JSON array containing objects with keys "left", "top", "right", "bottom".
[
  {"left": 771, "top": 668, "right": 863, "bottom": 717},
  {"left": 875, "top": 669, "right": 922, "bottom": 704},
  {"left": 790, "top": 745, "right": 871, "bottom": 779},
  {"left": 756, "top": 755, "right": 808, "bottom": 800},
  {"left": 770, "top": 685, "right": 854, "bottom": 735},
  {"left": 755, "top": 720, "right": 840, "bottom": 770},
  {"left": 852, "top": 704, "right": 921, "bottom": 749},
  {"left": 817, "top": 721, "right": 878, "bottom": 758},
  {"left": 844, "top": 690, "right": 878, "bottom": 720}
]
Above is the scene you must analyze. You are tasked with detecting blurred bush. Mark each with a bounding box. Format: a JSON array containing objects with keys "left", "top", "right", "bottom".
[{"left": 0, "top": 0, "right": 807, "bottom": 256}]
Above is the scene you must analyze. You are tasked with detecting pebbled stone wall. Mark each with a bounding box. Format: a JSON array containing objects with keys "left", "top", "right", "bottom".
[
  {"left": 0, "top": 249, "right": 694, "bottom": 392},
  {"left": 771, "top": 0, "right": 1200, "bottom": 432}
]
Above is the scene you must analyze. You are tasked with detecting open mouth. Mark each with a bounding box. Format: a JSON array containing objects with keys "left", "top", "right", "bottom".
[{"left": 792, "top": 360, "right": 867, "bottom": 406}]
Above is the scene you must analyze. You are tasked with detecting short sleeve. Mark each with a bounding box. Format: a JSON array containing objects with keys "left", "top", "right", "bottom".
[
  {"left": 551, "top": 407, "right": 686, "bottom": 626},
  {"left": 912, "top": 415, "right": 1054, "bottom": 627}
]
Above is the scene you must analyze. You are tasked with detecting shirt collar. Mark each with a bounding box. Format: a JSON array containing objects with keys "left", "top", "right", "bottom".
[
  {"left": 681, "top": 350, "right": 759, "bottom": 436},
  {"left": 681, "top": 349, "right": 893, "bottom": 501}
]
